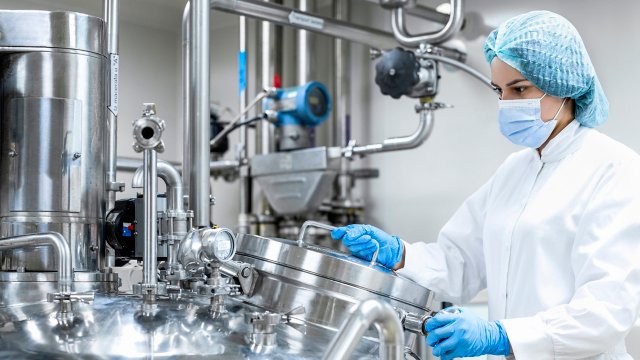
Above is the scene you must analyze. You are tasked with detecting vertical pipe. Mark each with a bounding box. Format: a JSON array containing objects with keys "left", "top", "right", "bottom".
[
  {"left": 182, "top": 2, "right": 191, "bottom": 209},
  {"left": 260, "top": 3, "right": 276, "bottom": 155},
  {"left": 333, "top": 0, "right": 352, "bottom": 201},
  {"left": 333, "top": 0, "right": 350, "bottom": 148},
  {"left": 104, "top": 0, "right": 119, "bottom": 212},
  {"left": 296, "top": 0, "right": 311, "bottom": 85},
  {"left": 143, "top": 150, "right": 158, "bottom": 286},
  {"left": 189, "top": 0, "right": 211, "bottom": 227},
  {"left": 238, "top": 16, "right": 252, "bottom": 234}
]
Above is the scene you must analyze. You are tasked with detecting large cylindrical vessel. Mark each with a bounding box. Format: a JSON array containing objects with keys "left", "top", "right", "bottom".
[{"left": 0, "top": 11, "right": 106, "bottom": 272}]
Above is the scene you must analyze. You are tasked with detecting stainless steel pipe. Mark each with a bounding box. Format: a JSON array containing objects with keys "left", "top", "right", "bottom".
[
  {"left": 0, "top": 232, "right": 72, "bottom": 293},
  {"left": 296, "top": 0, "right": 312, "bottom": 85},
  {"left": 210, "top": 0, "right": 398, "bottom": 49},
  {"left": 182, "top": 2, "right": 192, "bottom": 205},
  {"left": 417, "top": 52, "right": 493, "bottom": 90},
  {"left": 132, "top": 160, "right": 184, "bottom": 212},
  {"left": 104, "top": 0, "right": 121, "bottom": 211},
  {"left": 118, "top": 157, "right": 239, "bottom": 175},
  {"left": 238, "top": 16, "right": 252, "bottom": 234},
  {"left": 188, "top": 0, "right": 211, "bottom": 227},
  {"left": 391, "top": 0, "right": 464, "bottom": 46},
  {"left": 346, "top": 106, "right": 435, "bottom": 157},
  {"left": 322, "top": 299, "right": 404, "bottom": 360},
  {"left": 142, "top": 150, "right": 158, "bottom": 286}
]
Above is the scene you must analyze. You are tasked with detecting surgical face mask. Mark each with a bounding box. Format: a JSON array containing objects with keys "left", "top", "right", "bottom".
[{"left": 498, "top": 94, "right": 567, "bottom": 148}]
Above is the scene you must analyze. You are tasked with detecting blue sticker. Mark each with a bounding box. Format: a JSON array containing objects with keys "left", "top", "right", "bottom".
[{"left": 238, "top": 51, "right": 247, "bottom": 95}]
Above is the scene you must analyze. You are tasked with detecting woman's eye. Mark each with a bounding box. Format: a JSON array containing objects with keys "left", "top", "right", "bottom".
[
  {"left": 493, "top": 87, "right": 502, "bottom": 95},
  {"left": 515, "top": 86, "right": 527, "bottom": 93}
]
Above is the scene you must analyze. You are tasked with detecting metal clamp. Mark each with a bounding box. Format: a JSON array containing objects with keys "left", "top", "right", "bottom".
[
  {"left": 47, "top": 291, "right": 96, "bottom": 324},
  {"left": 107, "top": 181, "right": 126, "bottom": 192},
  {"left": 395, "top": 307, "right": 461, "bottom": 336},
  {"left": 297, "top": 220, "right": 379, "bottom": 267},
  {"left": 47, "top": 291, "right": 95, "bottom": 306},
  {"left": 245, "top": 305, "right": 306, "bottom": 347},
  {"left": 220, "top": 260, "right": 259, "bottom": 296}
]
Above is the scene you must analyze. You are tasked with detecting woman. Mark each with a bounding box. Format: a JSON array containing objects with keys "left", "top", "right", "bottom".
[{"left": 332, "top": 11, "right": 640, "bottom": 360}]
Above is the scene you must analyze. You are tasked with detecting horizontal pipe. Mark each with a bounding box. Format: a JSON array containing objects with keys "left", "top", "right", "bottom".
[
  {"left": 132, "top": 160, "right": 184, "bottom": 211},
  {"left": 391, "top": 0, "right": 464, "bottom": 46},
  {"left": 211, "top": 0, "right": 398, "bottom": 49},
  {"left": 210, "top": 0, "right": 466, "bottom": 62},
  {"left": 322, "top": 300, "right": 404, "bottom": 360},
  {"left": 347, "top": 107, "right": 434, "bottom": 157},
  {"left": 416, "top": 53, "right": 493, "bottom": 90},
  {"left": 118, "top": 157, "right": 239, "bottom": 175},
  {"left": 0, "top": 232, "right": 72, "bottom": 293}
]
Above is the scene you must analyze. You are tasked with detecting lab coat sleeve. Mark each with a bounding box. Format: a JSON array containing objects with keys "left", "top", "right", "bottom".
[
  {"left": 397, "top": 175, "right": 494, "bottom": 304},
  {"left": 501, "top": 159, "right": 640, "bottom": 360}
]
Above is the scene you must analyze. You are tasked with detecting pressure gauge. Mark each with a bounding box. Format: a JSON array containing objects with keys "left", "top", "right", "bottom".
[{"left": 202, "top": 227, "right": 236, "bottom": 263}]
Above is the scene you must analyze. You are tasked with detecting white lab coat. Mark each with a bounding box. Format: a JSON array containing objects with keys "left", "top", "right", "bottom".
[{"left": 397, "top": 120, "right": 640, "bottom": 359}]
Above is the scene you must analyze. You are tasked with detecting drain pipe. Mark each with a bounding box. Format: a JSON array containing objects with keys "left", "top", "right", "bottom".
[
  {"left": 323, "top": 299, "right": 404, "bottom": 360},
  {"left": 0, "top": 232, "right": 72, "bottom": 293},
  {"left": 343, "top": 102, "right": 438, "bottom": 158}
]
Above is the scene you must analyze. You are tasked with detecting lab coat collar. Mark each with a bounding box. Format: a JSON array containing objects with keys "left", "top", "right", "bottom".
[{"left": 536, "top": 120, "right": 588, "bottom": 163}]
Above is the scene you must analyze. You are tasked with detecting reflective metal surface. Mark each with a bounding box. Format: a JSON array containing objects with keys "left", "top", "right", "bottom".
[
  {"left": 251, "top": 147, "right": 341, "bottom": 215},
  {"left": 0, "top": 10, "right": 104, "bottom": 54},
  {"left": 235, "top": 234, "right": 434, "bottom": 330},
  {"left": 323, "top": 300, "right": 404, "bottom": 360},
  {"left": 0, "top": 272, "right": 118, "bottom": 306},
  {"left": 0, "top": 45, "right": 106, "bottom": 272},
  {"left": 187, "top": 0, "right": 211, "bottom": 227},
  {"left": 0, "top": 294, "right": 381, "bottom": 359}
]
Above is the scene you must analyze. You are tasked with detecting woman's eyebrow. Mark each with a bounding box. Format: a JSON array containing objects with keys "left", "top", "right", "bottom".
[{"left": 506, "top": 78, "right": 529, "bottom": 87}]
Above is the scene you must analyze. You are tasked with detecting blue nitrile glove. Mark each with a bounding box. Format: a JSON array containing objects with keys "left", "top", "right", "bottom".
[
  {"left": 330, "top": 224, "right": 403, "bottom": 269},
  {"left": 425, "top": 307, "right": 510, "bottom": 360}
]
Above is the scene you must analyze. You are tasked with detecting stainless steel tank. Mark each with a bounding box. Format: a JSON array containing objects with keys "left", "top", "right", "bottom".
[
  {"left": 0, "top": 295, "right": 382, "bottom": 359},
  {"left": 234, "top": 234, "right": 434, "bottom": 329},
  {"left": 0, "top": 10, "right": 107, "bottom": 273}
]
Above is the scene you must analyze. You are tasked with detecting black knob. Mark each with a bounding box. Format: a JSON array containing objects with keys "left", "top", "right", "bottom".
[{"left": 375, "top": 47, "right": 420, "bottom": 99}]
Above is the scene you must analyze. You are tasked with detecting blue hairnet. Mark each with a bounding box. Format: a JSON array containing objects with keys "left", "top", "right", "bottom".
[{"left": 484, "top": 11, "right": 608, "bottom": 128}]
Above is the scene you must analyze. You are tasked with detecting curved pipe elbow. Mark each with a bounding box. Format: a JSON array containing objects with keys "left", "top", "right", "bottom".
[
  {"left": 391, "top": 0, "right": 464, "bottom": 47},
  {"left": 322, "top": 300, "right": 404, "bottom": 360},
  {"left": 132, "top": 160, "right": 184, "bottom": 211},
  {"left": 349, "top": 108, "right": 434, "bottom": 156},
  {"left": 0, "top": 232, "right": 72, "bottom": 293}
]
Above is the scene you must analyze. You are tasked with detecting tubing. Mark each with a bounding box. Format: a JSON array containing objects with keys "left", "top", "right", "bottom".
[
  {"left": 0, "top": 232, "right": 72, "bottom": 293},
  {"left": 322, "top": 300, "right": 404, "bottom": 360}
]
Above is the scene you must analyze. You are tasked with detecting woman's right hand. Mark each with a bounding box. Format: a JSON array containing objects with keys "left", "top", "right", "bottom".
[{"left": 331, "top": 224, "right": 404, "bottom": 269}]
